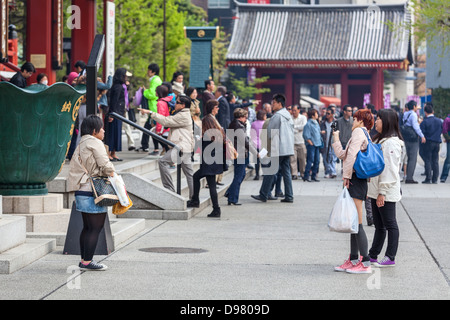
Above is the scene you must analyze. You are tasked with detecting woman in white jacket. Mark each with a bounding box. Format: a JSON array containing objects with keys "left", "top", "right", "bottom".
[{"left": 367, "top": 109, "right": 404, "bottom": 267}]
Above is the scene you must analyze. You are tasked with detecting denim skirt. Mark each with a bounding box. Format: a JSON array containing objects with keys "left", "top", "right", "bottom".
[{"left": 75, "top": 191, "right": 107, "bottom": 214}]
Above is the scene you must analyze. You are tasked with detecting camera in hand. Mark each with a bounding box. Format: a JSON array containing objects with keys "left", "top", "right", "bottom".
[{"left": 331, "top": 121, "right": 338, "bottom": 132}]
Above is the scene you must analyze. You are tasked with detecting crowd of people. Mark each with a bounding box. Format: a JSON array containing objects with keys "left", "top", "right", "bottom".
[{"left": 5, "top": 61, "right": 450, "bottom": 272}]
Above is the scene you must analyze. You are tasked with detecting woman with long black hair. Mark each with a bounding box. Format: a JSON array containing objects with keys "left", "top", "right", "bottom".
[
  {"left": 187, "top": 100, "right": 225, "bottom": 218},
  {"left": 367, "top": 109, "right": 404, "bottom": 267},
  {"left": 107, "top": 68, "right": 128, "bottom": 161}
]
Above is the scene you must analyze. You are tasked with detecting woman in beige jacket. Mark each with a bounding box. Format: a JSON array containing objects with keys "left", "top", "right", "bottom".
[
  {"left": 68, "top": 115, "right": 115, "bottom": 271},
  {"left": 332, "top": 109, "right": 374, "bottom": 274}
]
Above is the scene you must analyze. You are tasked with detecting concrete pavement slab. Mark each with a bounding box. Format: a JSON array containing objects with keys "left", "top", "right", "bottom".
[{"left": 0, "top": 148, "right": 449, "bottom": 301}]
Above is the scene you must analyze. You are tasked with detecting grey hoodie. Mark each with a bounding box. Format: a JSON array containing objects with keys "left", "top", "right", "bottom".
[{"left": 267, "top": 107, "right": 294, "bottom": 157}]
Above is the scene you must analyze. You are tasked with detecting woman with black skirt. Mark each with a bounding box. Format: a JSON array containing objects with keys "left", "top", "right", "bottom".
[{"left": 332, "top": 109, "right": 374, "bottom": 274}]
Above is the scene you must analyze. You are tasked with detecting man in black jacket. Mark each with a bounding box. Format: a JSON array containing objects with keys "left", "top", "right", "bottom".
[
  {"left": 9, "top": 62, "right": 35, "bottom": 88},
  {"left": 215, "top": 86, "right": 230, "bottom": 130},
  {"left": 420, "top": 103, "right": 443, "bottom": 184}
]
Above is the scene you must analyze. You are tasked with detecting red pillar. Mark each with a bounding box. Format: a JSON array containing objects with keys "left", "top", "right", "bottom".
[
  {"left": 255, "top": 67, "right": 263, "bottom": 111},
  {"left": 285, "top": 68, "right": 293, "bottom": 107},
  {"left": 340, "top": 70, "right": 348, "bottom": 106},
  {"left": 71, "top": 0, "right": 96, "bottom": 70},
  {"left": 26, "top": 0, "right": 56, "bottom": 84},
  {"left": 371, "top": 68, "right": 384, "bottom": 110}
]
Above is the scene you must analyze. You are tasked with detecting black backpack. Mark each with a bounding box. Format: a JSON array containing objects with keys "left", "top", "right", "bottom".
[{"left": 400, "top": 112, "right": 418, "bottom": 142}]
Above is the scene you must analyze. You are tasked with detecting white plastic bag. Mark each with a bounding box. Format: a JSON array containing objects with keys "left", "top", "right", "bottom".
[
  {"left": 328, "top": 188, "right": 359, "bottom": 234},
  {"left": 440, "top": 137, "right": 447, "bottom": 159},
  {"left": 108, "top": 173, "right": 130, "bottom": 207}
]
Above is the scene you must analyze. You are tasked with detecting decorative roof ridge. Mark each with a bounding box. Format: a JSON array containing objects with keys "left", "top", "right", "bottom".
[{"left": 233, "top": 0, "right": 408, "bottom": 12}]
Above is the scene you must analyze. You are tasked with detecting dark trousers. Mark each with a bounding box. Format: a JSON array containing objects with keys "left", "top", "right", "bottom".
[
  {"left": 405, "top": 140, "right": 419, "bottom": 180},
  {"left": 423, "top": 141, "right": 440, "bottom": 182},
  {"left": 368, "top": 199, "right": 399, "bottom": 261},
  {"left": 255, "top": 148, "right": 261, "bottom": 177},
  {"left": 192, "top": 171, "right": 219, "bottom": 210},
  {"left": 260, "top": 156, "right": 293, "bottom": 200},
  {"left": 140, "top": 118, "right": 152, "bottom": 149}
]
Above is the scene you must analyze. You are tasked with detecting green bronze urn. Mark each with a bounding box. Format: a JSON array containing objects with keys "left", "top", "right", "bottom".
[{"left": 0, "top": 82, "right": 86, "bottom": 195}]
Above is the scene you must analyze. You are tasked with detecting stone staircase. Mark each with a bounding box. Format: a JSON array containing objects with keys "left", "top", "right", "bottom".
[
  {"left": 47, "top": 153, "right": 252, "bottom": 221},
  {"left": 0, "top": 195, "right": 55, "bottom": 274},
  {"left": 108, "top": 154, "right": 252, "bottom": 220},
  {"left": 0, "top": 152, "right": 253, "bottom": 273}
]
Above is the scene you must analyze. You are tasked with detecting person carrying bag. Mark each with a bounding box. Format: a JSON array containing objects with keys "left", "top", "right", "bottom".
[
  {"left": 328, "top": 187, "right": 359, "bottom": 234},
  {"left": 331, "top": 109, "right": 374, "bottom": 274},
  {"left": 68, "top": 115, "right": 116, "bottom": 271}
]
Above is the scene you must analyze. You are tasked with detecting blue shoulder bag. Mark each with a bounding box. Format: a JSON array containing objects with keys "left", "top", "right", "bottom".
[{"left": 353, "top": 128, "right": 385, "bottom": 179}]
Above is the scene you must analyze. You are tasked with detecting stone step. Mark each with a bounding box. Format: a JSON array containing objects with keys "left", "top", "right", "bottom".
[
  {"left": 2, "top": 193, "right": 64, "bottom": 214},
  {"left": 20, "top": 209, "right": 71, "bottom": 233},
  {"left": 0, "top": 215, "right": 26, "bottom": 253},
  {"left": 0, "top": 238, "right": 56, "bottom": 274}
]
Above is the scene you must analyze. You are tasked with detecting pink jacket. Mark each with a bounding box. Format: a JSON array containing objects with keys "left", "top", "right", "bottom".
[
  {"left": 155, "top": 96, "right": 172, "bottom": 135},
  {"left": 332, "top": 127, "right": 369, "bottom": 179}
]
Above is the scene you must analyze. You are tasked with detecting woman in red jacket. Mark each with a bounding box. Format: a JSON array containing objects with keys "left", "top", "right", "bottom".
[{"left": 151, "top": 85, "right": 172, "bottom": 155}]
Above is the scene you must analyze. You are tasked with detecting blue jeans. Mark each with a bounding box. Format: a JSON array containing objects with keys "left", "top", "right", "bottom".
[
  {"left": 227, "top": 158, "right": 248, "bottom": 203},
  {"left": 323, "top": 147, "right": 337, "bottom": 176},
  {"left": 304, "top": 145, "right": 320, "bottom": 179},
  {"left": 259, "top": 156, "right": 293, "bottom": 201},
  {"left": 440, "top": 142, "right": 450, "bottom": 181}
]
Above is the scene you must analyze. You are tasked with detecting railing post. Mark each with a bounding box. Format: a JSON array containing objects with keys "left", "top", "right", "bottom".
[{"left": 177, "top": 150, "right": 182, "bottom": 195}]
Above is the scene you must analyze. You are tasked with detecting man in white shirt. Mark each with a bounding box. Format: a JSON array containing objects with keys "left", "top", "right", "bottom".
[{"left": 290, "top": 105, "right": 307, "bottom": 179}]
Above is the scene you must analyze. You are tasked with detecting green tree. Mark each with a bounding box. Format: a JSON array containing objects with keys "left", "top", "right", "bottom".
[
  {"left": 229, "top": 73, "right": 271, "bottom": 101},
  {"left": 97, "top": 0, "right": 187, "bottom": 88},
  {"left": 431, "top": 87, "right": 450, "bottom": 118},
  {"left": 388, "top": 0, "right": 450, "bottom": 54}
]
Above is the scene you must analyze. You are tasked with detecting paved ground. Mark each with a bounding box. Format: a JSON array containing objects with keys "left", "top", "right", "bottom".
[{"left": 1, "top": 131, "right": 449, "bottom": 305}]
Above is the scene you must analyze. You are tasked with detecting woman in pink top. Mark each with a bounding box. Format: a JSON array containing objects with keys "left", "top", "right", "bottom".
[
  {"left": 153, "top": 85, "right": 172, "bottom": 154},
  {"left": 332, "top": 109, "right": 374, "bottom": 274},
  {"left": 251, "top": 110, "right": 267, "bottom": 180}
]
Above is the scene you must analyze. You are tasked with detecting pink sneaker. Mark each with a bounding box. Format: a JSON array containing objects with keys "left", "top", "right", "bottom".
[
  {"left": 334, "top": 256, "right": 360, "bottom": 272},
  {"left": 346, "top": 261, "right": 372, "bottom": 274}
]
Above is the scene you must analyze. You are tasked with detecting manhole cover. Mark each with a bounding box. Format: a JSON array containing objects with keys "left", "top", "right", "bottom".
[{"left": 139, "top": 247, "right": 207, "bottom": 254}]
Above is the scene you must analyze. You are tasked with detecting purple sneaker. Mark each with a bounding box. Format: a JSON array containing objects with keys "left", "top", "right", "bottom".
[
  {"left": 374, "top": 256, "right": 395, "bottom": 267},
  {"left": 370, "top": 257, "right": 378, "bottom": 265}
]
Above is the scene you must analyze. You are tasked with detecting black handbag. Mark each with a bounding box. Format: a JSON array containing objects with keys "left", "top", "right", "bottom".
[
  {"left": 90, "top": 176, "right": 120, "bottom": 206},
  {"left": 79, "top": 157, "right": 119, "bottom": 207}
]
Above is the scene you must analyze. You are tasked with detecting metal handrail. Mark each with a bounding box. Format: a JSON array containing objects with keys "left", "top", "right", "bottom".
[{"left": 108, "top": 111, "right": 182, "bottom": 195}]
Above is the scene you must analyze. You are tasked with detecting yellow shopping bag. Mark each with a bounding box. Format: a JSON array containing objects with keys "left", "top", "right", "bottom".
[{"left": 112, "top": 195, "right": 133, "bottom": 215}]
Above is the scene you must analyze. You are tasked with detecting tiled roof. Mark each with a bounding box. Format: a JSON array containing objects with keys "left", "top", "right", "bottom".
[{"left": 226, "top": 2, "right": 411, "bottom": 63}]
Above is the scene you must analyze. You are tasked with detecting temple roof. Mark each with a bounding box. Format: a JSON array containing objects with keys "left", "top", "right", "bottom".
[{"left": 226, "top": 2, "right": 412, "bottom": 66}]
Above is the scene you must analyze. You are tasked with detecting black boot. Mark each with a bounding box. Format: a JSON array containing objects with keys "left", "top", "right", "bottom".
[
  {"left": 207, "top": 208, "right": 221, "bottom": 218},
  {"left": 187, "top": 200, "right": 199, "bottom": 208}
]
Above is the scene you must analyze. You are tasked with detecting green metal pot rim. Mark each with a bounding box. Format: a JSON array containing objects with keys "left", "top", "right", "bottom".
[{"left": 0, "top": 81, "right": 86, "bottom": 95}]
